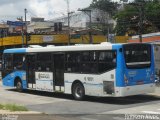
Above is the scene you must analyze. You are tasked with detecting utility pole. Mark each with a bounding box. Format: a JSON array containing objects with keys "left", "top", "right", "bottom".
[
  {"left": 78, "top": 9, "right": 93, "bottom": 44},
  {"left": 89, "top": 10, "right": 92, "bottom": 44},
  {"left": 68, "top": 12, "right": 70, "bottom": 45},
  {"left": 107, "top": 13, "right": 110, "bottom": 42},
  {"left": 17, "top": 16, "right": 24, "bottom": 47},
  {"left": 68, "top": 11, "right": 74, "bottom": 45},
  {"left": 24, "top": 8, "right": 28, "bottom": 47},
  {"left": 131, "top": 1, "right": 144, "bottom": 43},
  {"left": 65, "top": 0, "right": 71, "bottom": 45},
  {"left": 139, "top": 3, "right": 143, "bottom": 43}
]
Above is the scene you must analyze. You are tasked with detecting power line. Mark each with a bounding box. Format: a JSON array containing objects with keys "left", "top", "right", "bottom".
[{"left": 27, "top": 10, "right": 37, "bottom": 17}]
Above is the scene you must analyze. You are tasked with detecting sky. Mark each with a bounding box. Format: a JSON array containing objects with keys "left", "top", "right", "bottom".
[
  {"left": 0, "top": 0, "right": 93, "bottom": 21},
  {"left": 0, "top": 0, "right": 133, "bottom": 22}
]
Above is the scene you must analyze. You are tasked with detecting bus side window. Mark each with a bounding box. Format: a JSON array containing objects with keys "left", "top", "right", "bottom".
[
  {"left": 5, "top": 55, "right": 13, "bottom": 70},
  {"left": 36, "top": 53, "right": 52, "bottom": 72},
  {"left": 46, "top": 67, "right": 50, "bottom": 71},
  {"left": 16, "top": 62, "right": 23, "bottom": 69},
  {"left": 65, "top": 52, "right": 81, "bottom": 73},
  {"left": 82, "top": 63, "right": 90, "bottom": 73},
  {"left": 13, "top": 54, "right": 25, "bottom": 70},
  {"left": 38, "top": 67, "right": 41, "bottom": 71},
  {"left": 98, "top": 51, "right": 116, "bottom": 73}
]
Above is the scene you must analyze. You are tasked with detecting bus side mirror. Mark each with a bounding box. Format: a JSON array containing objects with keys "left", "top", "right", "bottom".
[{"left": 119, "top": 48, "right": 122, "bottom": 52}]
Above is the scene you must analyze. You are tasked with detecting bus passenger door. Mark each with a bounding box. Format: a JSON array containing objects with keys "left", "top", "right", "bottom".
[
  {"left": 26, "top": 54, "right": 36, "bottom": 89},
  {"left": 53, "top": 54, "right": 65, "bottom": 91}
]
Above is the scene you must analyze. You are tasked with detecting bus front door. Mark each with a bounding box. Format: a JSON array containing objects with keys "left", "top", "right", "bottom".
[
  {"left": 26, "top": 54, "right": 36, "bottom": 89},
  {"left": 53, "top": 54, "right": 65, "bottom": 91}
]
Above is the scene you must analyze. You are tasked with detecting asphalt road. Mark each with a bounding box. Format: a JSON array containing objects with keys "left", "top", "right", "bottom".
[{"left": 1, "top": 83, "right": 160, "bottom": 120}]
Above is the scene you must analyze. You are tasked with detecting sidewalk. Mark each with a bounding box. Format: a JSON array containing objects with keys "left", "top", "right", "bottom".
[
  {"left": 148, "top": 86, "right": 160, "bottom": 96},
  {"left": 0, "top": 81, "right": 42, "bottom": 115},
  {"left": 0, "top": 110, "right": 41, "bottom": 114}
]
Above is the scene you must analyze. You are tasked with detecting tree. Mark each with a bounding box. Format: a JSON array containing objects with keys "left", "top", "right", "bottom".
[
  {"left": 145, "top": 0, "right": 160, "bottom": 31},
  {"left": 114, "top": 0, "right": 160, "bottom": 36},
  {"left": 114, "top": 4, "right": 139, "bottom": 35},
  {"left": 90, "top": 0, "right": 118, "bottom": 15}
]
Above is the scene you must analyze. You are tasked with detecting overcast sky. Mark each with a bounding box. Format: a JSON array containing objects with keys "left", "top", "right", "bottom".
[
  {"left": 0, "top": 0, "right": 93, "bottom": 21},
  {"left": 0, "top": 0, "right": 133, "bottom": 22}
]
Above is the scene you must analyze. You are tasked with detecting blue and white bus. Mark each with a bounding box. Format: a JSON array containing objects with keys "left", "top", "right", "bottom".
[{"left": 2, "top": 43, "right": 155, "bottom": 100}]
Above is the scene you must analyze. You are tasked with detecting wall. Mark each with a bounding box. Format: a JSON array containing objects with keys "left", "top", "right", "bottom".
[{"left": 0, "top": 34, "right": 129, "bottom": 47}]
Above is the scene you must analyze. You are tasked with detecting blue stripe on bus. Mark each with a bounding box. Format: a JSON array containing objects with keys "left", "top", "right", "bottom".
[
  {"left": 2, "top": 71, "right": 27, "bottom": 89},
  {"left": 4, "top": 48, "right": 26, "bottom": 53},
  {"left": 65, "top": 81, "right": 103, "bottom": 86},
  {"left": 112, "top": 44, "right": 125, "bottom": 87}
]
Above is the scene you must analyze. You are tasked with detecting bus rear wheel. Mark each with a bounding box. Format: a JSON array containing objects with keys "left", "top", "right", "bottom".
[
  {"left": 72, "top": 82, "right": 85, "bottom": 100},
  {"left": 15, "top": 80, "right": 22, "bottom": 92}
]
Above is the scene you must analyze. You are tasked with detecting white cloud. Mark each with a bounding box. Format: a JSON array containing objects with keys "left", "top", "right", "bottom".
[
  {"left": 29, "top": 0, "right": 93, "bottom": 20},
  {"left": 0, "top": 0, "right": 135, "bottom": 21},
  {"left": 0, "top": 0, "right": 92, "bottom": 21}
]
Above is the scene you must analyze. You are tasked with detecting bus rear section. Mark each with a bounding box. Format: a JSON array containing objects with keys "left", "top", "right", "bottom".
[{"left": 115, "top": 43, "right": 155, "bottom": 97}]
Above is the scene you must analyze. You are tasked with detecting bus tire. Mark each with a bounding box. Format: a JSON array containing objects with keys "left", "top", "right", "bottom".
[
  {"left": 15, "top": 79, "right": 23, "bottom": 92},
  {"left": 72, "top": 82, "right": 85, "bottom": 100}
]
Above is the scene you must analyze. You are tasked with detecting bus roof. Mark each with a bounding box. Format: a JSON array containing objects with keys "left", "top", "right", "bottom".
[
  {"left": 4, "top": 43, "right": 148, "bottom": 54},
  {"left": 4, "top": 48, "right": 26, "bottom": 53}
]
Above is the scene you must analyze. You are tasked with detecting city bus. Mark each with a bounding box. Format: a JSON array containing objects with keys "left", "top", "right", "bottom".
[{"left": 2, "top": 43, "right": 155, "bottom": 100}]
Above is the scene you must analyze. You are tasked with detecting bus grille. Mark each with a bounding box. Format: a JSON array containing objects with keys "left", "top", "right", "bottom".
[{"left": 103, "top": 81, "right": 114, "bottom": 94}]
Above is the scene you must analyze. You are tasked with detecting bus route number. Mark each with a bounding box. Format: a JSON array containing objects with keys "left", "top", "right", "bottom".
[{"left": 84, "top": 77, "right": 94, "bottom": 81}]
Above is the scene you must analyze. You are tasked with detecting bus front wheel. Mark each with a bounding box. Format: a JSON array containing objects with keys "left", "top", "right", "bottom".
[{"left": 72, "top": 82, "right": 85, "bottom": 100}]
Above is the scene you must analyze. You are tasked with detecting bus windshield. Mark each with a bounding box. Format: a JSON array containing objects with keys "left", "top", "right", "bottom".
[{"left": 123, "top": 44, "right": 151, "bottom": 69}]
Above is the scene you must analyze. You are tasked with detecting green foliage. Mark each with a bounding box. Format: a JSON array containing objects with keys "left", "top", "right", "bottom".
[
  {"left": 114, "top": 4, "right": 140, "bottom": 35},
  {"left": 0, "top": 104, "right": 28, "bottom": 111},
  {"left": 114, "top": 0, "right": 160, "bottom": 35},
  {"left": 145, "top": 0, "right": 160, "bottom": 30},
  {"left": 90, "top": 0, "right": 118, "bottom": 16},
  {"left": 0, "top": 104, "right": 4, "bottom": 109},
  {"left": 89, "top": 0, "right": 160, "bottom": 35}
]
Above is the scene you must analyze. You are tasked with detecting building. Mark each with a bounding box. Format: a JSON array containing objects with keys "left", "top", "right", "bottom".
[
  {"left": 27, "top": 9, "right": 116, "bottom": 35},
  {"left": 27, "top": 21, "right": 54, "bottom": 33},
  {"left": 31, "top": 17, "right": 45, "bottom": 22},
  {"left": 0, "top": 23, "right": 9, "bottom": 37},
  {"left": 128, "top": 32, "right": 160, "bottom": 43},
  {"left": 51, "top": 8, "right": 116, "bottom": 34}
]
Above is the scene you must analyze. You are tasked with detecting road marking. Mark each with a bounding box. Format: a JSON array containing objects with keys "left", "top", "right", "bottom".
[{"left": 142, "top": 111, "right": 160, "bottom": 114}]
